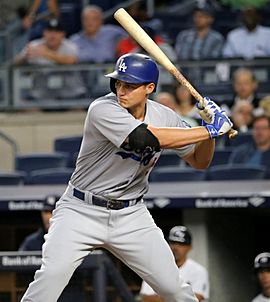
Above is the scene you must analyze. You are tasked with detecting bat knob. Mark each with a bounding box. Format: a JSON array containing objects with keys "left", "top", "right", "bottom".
[{"left": 228, "top": 128, "right": 238, "bottom": 139}]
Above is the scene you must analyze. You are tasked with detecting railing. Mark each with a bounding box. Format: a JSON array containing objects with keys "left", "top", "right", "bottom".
[
  {"left": 0, "top": 66, "right": 9, "bottom": 109},
  {"left": 0, "top": 58, "right": 269, "bottom": 111}
]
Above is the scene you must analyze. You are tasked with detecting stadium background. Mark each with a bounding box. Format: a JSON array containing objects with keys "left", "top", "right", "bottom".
[{"left": 0, "top": 0, "right": 270, "bottom": 301}]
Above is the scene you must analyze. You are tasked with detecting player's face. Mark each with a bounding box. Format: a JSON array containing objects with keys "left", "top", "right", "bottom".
[
  {"left": 115, "top": 80, "right": 155, "bottom": 109},
  {"left": 257, "top": 269, "right": 270, "bottom": 290},
  {"left": 41, "top": 210, "right": 53, "bottom": 232},
  {"left": 169, "top": 242, "right": 191, "bottom": 263}
]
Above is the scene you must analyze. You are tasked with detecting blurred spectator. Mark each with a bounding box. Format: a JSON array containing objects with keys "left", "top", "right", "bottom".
[
  {"left": 229, "top": 115, "right": 270, "bottom": 170},
  {"left": 223, "top": 7, "right": 270, "bottom": 59},
  {"left": 116, "top": 25, "right": 177, "bottom": 62},
  {"left": 70, "top": 5, "right": 127, "bottom": 63},
  {"left": 22, "top": 0, "right": 59, "bottom": 41},
  {"left": 174, "top": 3, "right": 224, "bottom": 60},
  {"left": 174, "top": 84, "right": 199, "bottom": 127},
  {"left": 140, "top": 226, "right": 209, "bottom": 302},
  {"left": 258, "top": 96, "right": 270, "bottom": 117},
  {"left": 19, "top": 197, "right": 55, "bottom": 251},
  {"left": 251, "top": 252, "right": 270, "bottom": 302},
  {"left": 14, "top": 20, "right": 87, "bottom": 101},
  {"left": 126, "top": 2, "right": 163, "bottom": 33},
  {"left": 227, "top": 67, "right": 259, "bottom": 109},
  {"left": 14, "top": 19, "right": 77, "bottom": 65},
  {"left": 19, "top": 197, "right": 85, "bottom": 301},
  {"left": 231, "top": 100, "right": 254, "bottom": 133},
  {"left": 155, "top": 91, "right": 177, "bottom": 111}
]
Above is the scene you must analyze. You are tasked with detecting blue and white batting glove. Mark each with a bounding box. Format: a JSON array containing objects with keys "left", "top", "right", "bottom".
[
  {"left": 196, "top": 97, "right": 222, "bottom": 124},
  {"left": 204, "top": 110, "right": 233, "bottom": 138}
]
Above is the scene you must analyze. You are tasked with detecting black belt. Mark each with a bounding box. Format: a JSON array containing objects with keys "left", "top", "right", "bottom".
[{"left": 73, "top": 188, "right": 142, "bottom": 210}]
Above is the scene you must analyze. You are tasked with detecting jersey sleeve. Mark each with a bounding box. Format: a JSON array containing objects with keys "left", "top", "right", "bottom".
[
  {"left": 89, "top": 100, "right": 142, "bottom": 148},
  {"left": 139, "top": 280, "right": 157, "bottom": 295}
]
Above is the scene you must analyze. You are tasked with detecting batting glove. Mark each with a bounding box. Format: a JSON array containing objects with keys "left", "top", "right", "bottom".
[
  {"left": 196, "top": 97, "right": 222, "bottom": 123},
  {"left": 204, "top": 110, "right": 233, "bottom": 138}
]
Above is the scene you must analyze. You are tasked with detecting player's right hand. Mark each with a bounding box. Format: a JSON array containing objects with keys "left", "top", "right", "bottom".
[
  {"left": 196, "top": 97, "right": 222, "bottom": 123},
  {"left": 203, "top": 110, "right": 233, "bottom": 138}
]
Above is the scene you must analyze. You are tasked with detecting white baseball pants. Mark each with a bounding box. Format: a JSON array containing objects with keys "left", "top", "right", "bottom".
[{"left": 21, "top": 190, "right": 198, "bottom": 302}]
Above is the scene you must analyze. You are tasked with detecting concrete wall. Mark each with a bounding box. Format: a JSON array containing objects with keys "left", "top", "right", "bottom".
[{"left": 0, "top": 111, "right": 86, "bottom": 171}]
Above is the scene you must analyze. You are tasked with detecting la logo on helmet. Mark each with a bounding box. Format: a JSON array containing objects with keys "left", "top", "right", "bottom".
[{"left": 118, "top": 59, "right": 127, "bottom": 72}]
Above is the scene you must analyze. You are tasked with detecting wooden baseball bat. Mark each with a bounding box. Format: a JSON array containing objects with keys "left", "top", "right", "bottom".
[{"left": 114, "top": 8, "right": 238, "bottom": 139}]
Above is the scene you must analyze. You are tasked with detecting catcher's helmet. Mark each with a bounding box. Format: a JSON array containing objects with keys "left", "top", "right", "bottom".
[
  {"left": 254, "top": 252, "right": 270, "bottom": 272},
  {"left": 168, "top": 226, "right": 192, "bottom": 245},
  {"left": 105, "top": 53, "right": 159, "bottom": 93}
]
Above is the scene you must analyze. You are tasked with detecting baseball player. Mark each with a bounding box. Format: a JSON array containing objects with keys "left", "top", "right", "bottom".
[
  {"left": 251, "top": 252, "right": 270, "bottom": 302},
  {"left": 21, "top": 53, "right": 232, "bottom": 302},
  {"left": 140, "top": 226, "right": 209, "bottom": 302}
]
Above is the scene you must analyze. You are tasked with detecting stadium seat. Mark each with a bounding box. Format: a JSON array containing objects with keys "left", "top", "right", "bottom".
[
  {"left": 210, "top": 148, "right": 233, "bottom": 166},
  {"left": 155, "top": 151, "right": 182, "bottom": 167},
  {"left": 0, "top": 171, "right": 26, "bottom": 185},
  {"left": 150, "top": 167, "right": 205, "bottom": 182},
  {"left": 54, "top": 136, "right": 82, "bottom": 167},
  {"left": 27, "top": 168, "right": 74, "bottom": 185},
  {"left": 206, "top": 164, "right": 266, "bottom": 180},
  {"left": 15, "top": 153, "right": 69, "bottom": 175}
]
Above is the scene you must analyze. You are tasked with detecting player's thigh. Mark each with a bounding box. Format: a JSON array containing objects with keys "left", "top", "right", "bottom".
[
  {"left": 109, "top": 204, "right": 180, "bottom": 295},
  {"left": 43, "top": 196, "right": 107, "bottom": 266}
]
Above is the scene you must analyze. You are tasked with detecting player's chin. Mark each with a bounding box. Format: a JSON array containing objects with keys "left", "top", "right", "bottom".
[{"left": 118, "top": 99, "right": 129, "bottom": 108}]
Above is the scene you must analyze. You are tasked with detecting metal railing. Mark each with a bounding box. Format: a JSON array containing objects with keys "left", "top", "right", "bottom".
[{"left": 0, "top": 58, "right": 268, "bottom": 111}]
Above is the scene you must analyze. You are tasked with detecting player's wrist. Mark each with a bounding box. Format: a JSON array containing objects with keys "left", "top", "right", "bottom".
[{"left": 205, "top": 124, "right": 218, "bottom": 138}]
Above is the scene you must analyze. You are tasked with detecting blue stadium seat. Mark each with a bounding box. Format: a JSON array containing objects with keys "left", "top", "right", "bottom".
[
  {"left": 225, "top": 131, "right": 253, "bottom": 148},
  {"left": 0, "top": 171, "right": 26, "bottom": 185},
  {"left": 15, "top": 153, "right": 69, "bottom": 175},
  {"left": 206, "top": 164, "right": 266, "bottom": 180},
  {"left": 54, "top": 136, "right": 82, "bottom": 167},
  {"left": 155, "top": 151, "right": 182, "bottom": 167},
  {"left": 27, "top": 168, "right": 74, "bottom": 185},
  {"left": 210, "top": 148, "right": 233, "bottom": 166},
  {"left": 150, "top": 167, "right": 205, "bottom": 182}
]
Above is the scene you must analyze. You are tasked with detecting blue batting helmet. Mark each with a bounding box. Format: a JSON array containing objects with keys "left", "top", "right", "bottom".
[{"left": 105, "top": 53, "right": 159, "bottom": 93}]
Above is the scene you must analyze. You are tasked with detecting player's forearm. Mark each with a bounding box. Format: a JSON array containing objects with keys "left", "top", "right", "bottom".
[
  {"left": 193, "top": 138, "right": 215, "bottom": 169},
  {"left": 147, "top": 126, "right": 210, "bottom": 149}
]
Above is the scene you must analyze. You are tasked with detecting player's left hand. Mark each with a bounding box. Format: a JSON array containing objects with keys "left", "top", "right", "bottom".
[
  {"left": 196, "top": 97, "right": 223, "bottom": 123},
  {"left": 203, "top": 109, "right": 233, "bottom": 138}
]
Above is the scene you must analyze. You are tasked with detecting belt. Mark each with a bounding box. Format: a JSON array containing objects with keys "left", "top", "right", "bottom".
[{"left": 73, "top": 188, "right": 142, "bottom": 210}]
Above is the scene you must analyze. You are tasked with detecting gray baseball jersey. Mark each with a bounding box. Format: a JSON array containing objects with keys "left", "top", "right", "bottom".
[{"left": 71, "top": 93, "right": 194, "bottom": 199}]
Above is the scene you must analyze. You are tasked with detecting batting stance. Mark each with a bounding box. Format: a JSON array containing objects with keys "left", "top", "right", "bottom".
[{"left": 21, "top": 53, "right": 232, "bottom": 302}]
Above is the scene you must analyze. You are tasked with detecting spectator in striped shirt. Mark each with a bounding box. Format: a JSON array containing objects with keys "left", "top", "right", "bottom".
[{"left": 174, "top": 3, "right": 224, "bottom": 60}]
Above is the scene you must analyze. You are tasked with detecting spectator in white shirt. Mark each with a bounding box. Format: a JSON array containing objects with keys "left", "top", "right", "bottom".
[
  {"left": 223, "top": 7, "right": 270, "bottom": 59},
  {"left": 140, "top": 226, "right": 209, "bottom": 302},
  {"left": 15, "top": 19, "right": 77, "bottom": 65}
]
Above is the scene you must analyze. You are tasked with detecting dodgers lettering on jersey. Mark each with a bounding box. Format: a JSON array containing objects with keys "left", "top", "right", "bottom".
[{"left": 70, "top": 93, "right": 194, "bottom": 200}]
